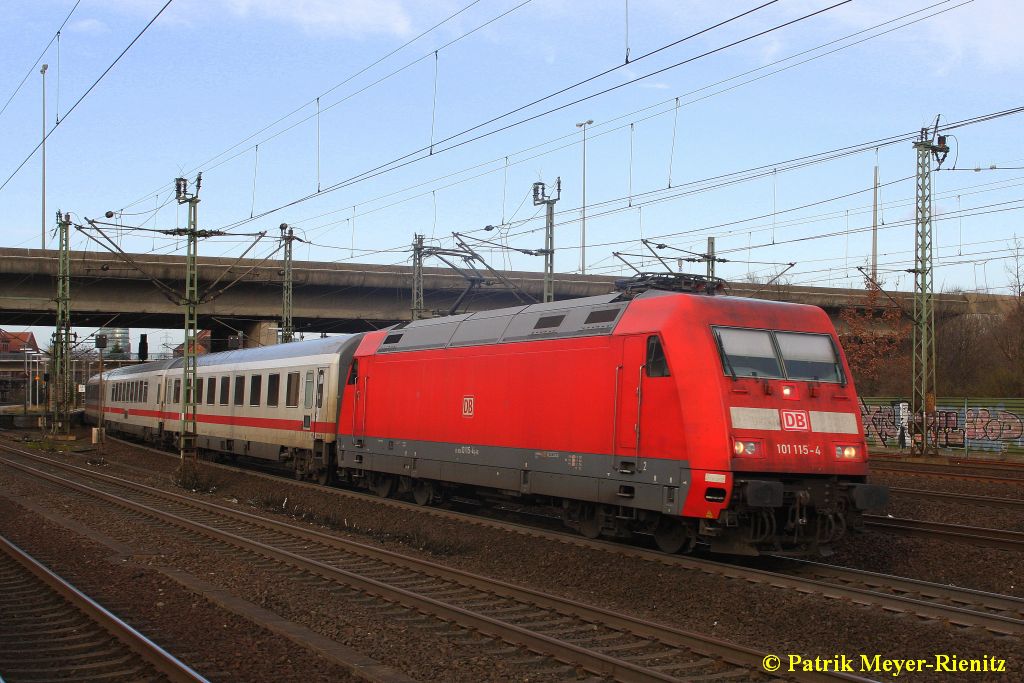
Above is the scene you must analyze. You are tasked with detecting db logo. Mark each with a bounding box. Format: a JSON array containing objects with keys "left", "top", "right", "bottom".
[
  {"left": 462, "top": 396, "right": 475, "bottom": 417},
  {"left": 780, "top": 409, "right": 809, "bottom": 431}
]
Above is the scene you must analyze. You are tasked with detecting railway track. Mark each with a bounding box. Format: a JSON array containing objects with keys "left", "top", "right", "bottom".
[
  {"left": 54, "top": 436, "right": 1024, "bottom": 631},
  {"left": 865, "top": 515, "right": 1024, "bottom": 552},
  {"left": 0, "top": 443, "right": 870, "bottom": 683},
  {"left": 871, "top": 461, "right": 1024, "bottom": 485},
  {"left": 889, "top": 486, "right": 1024, "bottom": 510},
  {"left": 5, "top": 439, "right": 1024, "bottom": 648},
  {"left": 0, "top": 532, "right": 206, "bottom": 683},
  {"left": 872, "top": 456, "right": 1024, "bottom": 473}
]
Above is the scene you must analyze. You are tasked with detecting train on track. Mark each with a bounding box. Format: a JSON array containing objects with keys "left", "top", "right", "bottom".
[{"left": 85, "top": 275, "right": 888, "bottom": 555}]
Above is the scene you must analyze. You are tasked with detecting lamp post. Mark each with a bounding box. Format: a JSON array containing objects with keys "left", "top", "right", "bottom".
[
  {"left": 41, "top": 63, "right": 48, "bottom": 251},
  {"left": 576, "top": 119, "right": 593, "bottom": 274}
]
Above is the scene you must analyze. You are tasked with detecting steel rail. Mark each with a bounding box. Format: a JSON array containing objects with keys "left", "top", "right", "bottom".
[
  {"left": 865, "top": 515, "right": 1024, "bottom": 551},
  {"left": 61, "top": 435, "right": 1024, "bottom": 636},
  {"left": 0, "top": 446, "right": 868, "bottom": 683},
  {"left": 0, "top": 533, "right": 208, "bottom": 683},
  {"left": 890, "top": 486, "right": 1024, "bottom": 509}
]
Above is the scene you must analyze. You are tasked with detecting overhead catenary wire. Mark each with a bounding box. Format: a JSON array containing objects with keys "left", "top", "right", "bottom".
[
  {"left": 118, "top": 0, "right": 972, "bottom": 249},
  {"left": 0, "top": 0, "right": 175, "bottom": 195},
  {"left": 215, "top": 0, "right": 847, "bottom": 233},
  {"left": 0, "top": 0, "right": 82, "bottom": 121},
  {"left": 116, "top": 0, "right": 523, "bottom": 213},
  {"left": 291, "top": 0, "right": 977, "bottom": 239}
]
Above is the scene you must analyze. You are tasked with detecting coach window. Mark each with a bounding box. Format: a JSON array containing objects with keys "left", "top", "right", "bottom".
[
  {"left": 173, "top": 379, "right": 181, "bottom": 404},
  {"left": 250, "top": 375, "right": 262, "bottom": 406},
  {"left": 165, "top": 380, "right": 171, "bottom": 404},
  {"left": 143, "top": 382, "right": 149, "bottom": 403},
  {"left": 645, "top": 336, "right": 671, "bottom": 377},
  {"left": 219, "top": 375, "right": 230, "bottom": 405},
  {"left": 234, "top": 375, "right": 245, "bottom": 406},
  {"left": 206, "top": 377, "right": 216, "bottom": 405},
  {"left": 303, "top": 370, "right": 314, "bottom": 409},
  {"left": 267, "top": 373, "right": 280, "bottom": 407},
  {"left": 285, "top": 372, "right": 300, "bottom": 408}
]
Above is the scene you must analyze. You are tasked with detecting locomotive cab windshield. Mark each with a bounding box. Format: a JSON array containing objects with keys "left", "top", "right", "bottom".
[{"left": 712, "top": 327, "right": 843, "bottom": 383}]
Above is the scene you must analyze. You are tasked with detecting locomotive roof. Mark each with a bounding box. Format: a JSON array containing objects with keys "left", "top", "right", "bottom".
[
  {"left": 374, "top": 289, "right": 826, "bottom": 355},
  {"left": 94, "top": 335, "right": 358, "bottom": 380}
]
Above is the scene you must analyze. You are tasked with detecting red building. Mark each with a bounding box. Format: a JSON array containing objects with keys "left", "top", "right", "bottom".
[{"left": 0, "top": 330, "right": 40, "bottom": 405}]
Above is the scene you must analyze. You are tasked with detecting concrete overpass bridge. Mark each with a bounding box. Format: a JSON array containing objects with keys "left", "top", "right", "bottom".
[{"left": 0, "top": 247, "right": 1013, "bottom": 350}]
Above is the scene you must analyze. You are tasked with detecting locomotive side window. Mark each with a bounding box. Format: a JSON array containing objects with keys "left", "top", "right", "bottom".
[
  {"left": 303, "top": 370, "right": 314, "bottom": 409},
  {"left": 267, "top": 374, "right": 280, "bottom": 407},
  {"left": 713, "top": 328, "right": 784, "bottom": 379},
  {"left": 645, "top": 336, "right": 671, "bottom": 377},
  {"left": 775, "top": 332, "right": 842, "bottom": 383},
  {"left": 206, "top": 377, "right": 216, "bottom": 405},
  {"left": 534, "top": 315, "right": 565, "bottom": 330},
  {"left": 285, "top": 372, "right": 300, "bottom": 407},
  {"left": 219, "top": 375, "right": 230, "bottom": 405},
  {"left": 250, "top": 375, "right": 262, "bottom": 406},
  {"left": 347, "top": 360, "right": 358, "bottom": 385},
  {"left": 233, "top": 376, "right": 245, "bottom": 406}
]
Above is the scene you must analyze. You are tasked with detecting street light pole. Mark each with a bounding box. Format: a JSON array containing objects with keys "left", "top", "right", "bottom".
[
  {"left": 576, "top": 119, "right": 593, "bottom": 274},
  {"left": 41, "top": 63, "right": 48, "bottom": 251}
]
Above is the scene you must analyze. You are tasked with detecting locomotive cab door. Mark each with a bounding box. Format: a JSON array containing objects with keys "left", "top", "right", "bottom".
[{"left": 614, "top": 335, "right": 645, "bottom": 473}]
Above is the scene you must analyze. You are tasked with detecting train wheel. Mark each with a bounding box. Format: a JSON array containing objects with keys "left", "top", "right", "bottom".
[
  {"left": 369, "top": 473, "right": 396, "bottom": 498},
  {"left": 412, "top": 480, "right": 434, "bottom": 506},
  {"left": 654, "top": 516, "right": 694, "bottom": 554}
]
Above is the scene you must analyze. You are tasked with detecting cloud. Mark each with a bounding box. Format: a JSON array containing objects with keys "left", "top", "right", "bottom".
[
  {"left": 638, "top": 81, "right": 671, "bottom": 90},
  {"left": 67, "top": 18, "right": 111, "bottom": 35},
  {"left": 224, "top": 0, "right": 413, "bottom": 37}
]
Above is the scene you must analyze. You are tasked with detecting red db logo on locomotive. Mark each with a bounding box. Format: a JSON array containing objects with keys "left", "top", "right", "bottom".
[{"left": 780, "top": 409, "right": 810, "bottom": 431}]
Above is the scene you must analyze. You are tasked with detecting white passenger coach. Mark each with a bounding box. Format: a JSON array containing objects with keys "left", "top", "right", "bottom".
[{"left": 85, "top": 336, "right": 361, "bottom": 479}]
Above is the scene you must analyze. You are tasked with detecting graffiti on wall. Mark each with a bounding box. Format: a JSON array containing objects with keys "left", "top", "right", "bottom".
[{"left": 860, "top": 398, "right": 1024, "bottom": 454}]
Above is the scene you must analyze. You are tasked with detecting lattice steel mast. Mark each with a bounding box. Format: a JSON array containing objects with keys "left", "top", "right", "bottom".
[
  {"left": 174, "top": 174, "right": 202, "bottom": 466},
  {"left": 411, "top": 234, "right": 426, "bottom": 320},
  {"left": 51, "top": 210, "right": 73, "bottom": 435},
  {"left": 532, "top": 178, "right": 560, "bottom": 303},
  {"left": 279, "top": 223, "right": 296, "bottom": 342},
  {"left": 910, "top": 123, "right": 948, "bottom": 455}
]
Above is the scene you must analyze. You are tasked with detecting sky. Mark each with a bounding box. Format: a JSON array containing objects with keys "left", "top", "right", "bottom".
[{"left": 0, "top": 0, "right": 1022, "bottom": 352}]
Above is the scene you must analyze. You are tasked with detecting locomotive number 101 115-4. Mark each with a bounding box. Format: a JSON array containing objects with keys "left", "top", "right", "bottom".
[{"left": 776, "top": 443, "right": 822, "bottom": 456}]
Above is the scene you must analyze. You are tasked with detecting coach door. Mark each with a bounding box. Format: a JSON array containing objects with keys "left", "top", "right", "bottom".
[
  {"left": 614, "top": 336, "right": 645, "bottom": 471},
  {"left": 312, "top": 367, "right": 327, "bottom": 439}
]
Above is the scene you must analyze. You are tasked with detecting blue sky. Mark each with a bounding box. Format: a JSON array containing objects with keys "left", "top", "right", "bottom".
[{"left": 1, "top": 0, "right": 1022, "bottom": 349}]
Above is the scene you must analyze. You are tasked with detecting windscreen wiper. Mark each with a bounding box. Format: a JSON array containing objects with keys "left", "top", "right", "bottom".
[{"left": 713, "top": 332, "right": 737, "bottom": 381}]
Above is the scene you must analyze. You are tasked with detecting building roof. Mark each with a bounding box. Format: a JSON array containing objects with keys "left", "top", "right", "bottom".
[{"left": 0, "top": 330, "right": 39, "bottom": 352}]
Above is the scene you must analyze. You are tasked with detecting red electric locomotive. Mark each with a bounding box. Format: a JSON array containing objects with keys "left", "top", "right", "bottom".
[{"left": 334, "top": 276, "right": 887, "bottom": 555}]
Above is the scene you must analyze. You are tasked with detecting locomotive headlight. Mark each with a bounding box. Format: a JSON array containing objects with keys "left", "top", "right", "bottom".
[
  {"left": 733, "top": 439, "right": 761, "bottom": 457},
  {"left": 835, "top": 444, "right": 860, "bottom": 460}
]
